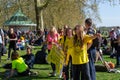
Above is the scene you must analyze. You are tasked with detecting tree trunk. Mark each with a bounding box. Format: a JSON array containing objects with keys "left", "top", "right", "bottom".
[
  {"left": 34, "top": 0, "right": 39, "bottom": 31},
  {"left": 40, "top": 10, "right": 44, "bottom": 30}
]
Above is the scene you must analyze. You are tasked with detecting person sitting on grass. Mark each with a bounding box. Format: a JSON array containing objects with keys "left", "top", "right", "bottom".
[
  {"left": 3, "top": 46, "right": 35, "bottom": 69},
  {"left": 21, "top": 46, "right": 35, "bottom": 69},
  {"left": 5, "top": 51, "right": 30, "bottom": 79}
]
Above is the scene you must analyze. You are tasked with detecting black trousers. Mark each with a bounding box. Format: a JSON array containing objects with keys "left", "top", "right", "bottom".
[
  {"left": 8, "top": 43, "right": 16, "bottom": 58},
  {"left": 72, "top": 63, "right": 91, "bottom": 80},
  {"left": 48, "top": 49, "right": 56, "bottom": 73},
  {"left": 64, "top": 56, "right": 72, "bottom": 80},
  {"left": 18, "top": 69, "right": 30, "bottom": 76}
]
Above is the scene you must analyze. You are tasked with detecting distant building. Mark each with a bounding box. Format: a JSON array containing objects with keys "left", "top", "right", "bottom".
[{"left": 3, "top": 9, "right": 36, "bottom": 31}]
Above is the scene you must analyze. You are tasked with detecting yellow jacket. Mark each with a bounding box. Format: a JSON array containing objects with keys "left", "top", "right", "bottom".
[{"left": 65, "top": 35, "right": 93, "bottom": 65}]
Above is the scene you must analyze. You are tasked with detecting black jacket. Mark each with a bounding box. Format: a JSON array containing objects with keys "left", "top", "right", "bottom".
[{"left": 22, "top": 53, "right": 35, "bottom": 69}]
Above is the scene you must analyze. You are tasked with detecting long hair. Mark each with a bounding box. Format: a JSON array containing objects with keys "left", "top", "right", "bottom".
[
  {"left": 66, "top": 28, "right": 72, "bottom": 37},
  {"left": 74, "top": 25, "right": 84, "bottom": 48},
  {"left": 11, "top": 51, "right": 19, "bottom": 60}
]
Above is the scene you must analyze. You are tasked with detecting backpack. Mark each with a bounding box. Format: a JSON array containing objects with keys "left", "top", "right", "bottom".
[
  {"left": 35, "top": 47, "right": 47, "bottom": 64},
  {"left": 87, "top": 28, "right": 99, "bottom": 48}
]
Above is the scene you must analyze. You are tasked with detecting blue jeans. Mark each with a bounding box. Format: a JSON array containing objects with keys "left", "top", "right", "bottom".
[
  {"left": 116, "top": 53, "right": 120, "bottom": 66},
  {"left": 0, "top": 44, "right": 3, "bottom": 62},
  {"left": 72, "top": 63, "right": 91, "bottom": 80},
  {"left": 88, "top": 48, "right": 96, "bottom": 80}
]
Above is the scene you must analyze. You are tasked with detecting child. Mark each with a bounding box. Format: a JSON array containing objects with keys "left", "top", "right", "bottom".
[
  {"left": 65, "top": 25, "right": 100, "bottom": 80},
  {"left": 5, "top": 51, "right": 30, "bottom": 79}
]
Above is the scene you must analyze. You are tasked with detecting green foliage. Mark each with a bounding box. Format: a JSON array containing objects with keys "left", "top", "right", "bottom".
[
  {"left": 43, "top": 0, "right": 85, "bottom": 28},
  {"left": 0, "top": 0, "right": 119, "bottom": 29}
]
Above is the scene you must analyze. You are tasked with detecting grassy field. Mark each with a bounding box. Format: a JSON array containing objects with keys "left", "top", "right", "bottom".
[{"left": 0, "top": 46, "right": 120, "bottom": 80}]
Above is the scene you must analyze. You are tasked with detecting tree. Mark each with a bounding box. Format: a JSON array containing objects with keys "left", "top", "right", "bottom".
[
  {"left": 34, "top": 0, "right": 49, "bottom": 31},
  {"left": 42, "top": 0, "right": 85, "bottom": 28},
  {"left": 0, "top": 0, "right": 119, "bottom": 29}
]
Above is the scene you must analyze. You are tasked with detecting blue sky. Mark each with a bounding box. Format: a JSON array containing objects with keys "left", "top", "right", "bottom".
[{"left": 97, "top": 1, "right": 120, "bottom": 27}]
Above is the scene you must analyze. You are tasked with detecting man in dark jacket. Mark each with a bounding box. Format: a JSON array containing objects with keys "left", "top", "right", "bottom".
[
  {"left": 85, "top": 18, "right": 99, "bottom": 80},
  {"left": 22, "top": 46, "right": 35, "bottom": 69}
]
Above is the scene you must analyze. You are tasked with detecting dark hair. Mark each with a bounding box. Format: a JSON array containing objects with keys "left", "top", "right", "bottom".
[
  {"left": 66, "top": 28, "right": 72, "bottom": 36},
  {"left": 85, "top": 18, "right": 92, "bottom": 26},
  {"left": 63, "top": 26, "right": 68, "bottom": 36},
  {"left": 117, "top": 26, "right": 120, "bottom": 28},
  {"left": 27, "top": 46, "right": 32, "bottom": 52},
  {"left": 11, "top": 51, "right": 19, "bottom": 60}
]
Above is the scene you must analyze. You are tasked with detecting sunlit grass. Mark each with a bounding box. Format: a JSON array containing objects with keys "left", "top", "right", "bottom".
[{"left": 0, "top": 46, "right": 120, "bottom": 80}]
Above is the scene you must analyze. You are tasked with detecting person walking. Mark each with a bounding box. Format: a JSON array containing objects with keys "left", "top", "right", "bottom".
[
  {"left": 8, "top": 28, "right": 17, "bottom": 60},
  {"left": 46, "top": 26, "right": 59, "bottom": 77}
]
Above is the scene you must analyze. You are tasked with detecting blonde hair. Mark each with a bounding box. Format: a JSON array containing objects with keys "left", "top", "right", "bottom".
[{"left": 50, "top": 26, "right": 57, "bottom": 34}]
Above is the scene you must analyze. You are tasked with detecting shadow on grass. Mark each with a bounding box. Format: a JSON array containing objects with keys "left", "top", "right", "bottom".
[
  {"left": 0, "top": 71, "right": 63, "bottom": 80},
  {"left": 32, "top": 67, "right": 50, "bottom": 70},
  {"left": 0, "top": 73, "right": 63, "bottom": 80}
]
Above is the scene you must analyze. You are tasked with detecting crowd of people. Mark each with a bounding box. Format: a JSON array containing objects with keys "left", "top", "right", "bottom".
[{"left": 0, "top": 18, "right": 120, "bottom": 80}]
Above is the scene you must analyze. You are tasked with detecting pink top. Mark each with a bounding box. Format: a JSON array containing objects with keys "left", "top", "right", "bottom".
[{"left": 47, "top": 33, "right": 59, "bottom": 50}]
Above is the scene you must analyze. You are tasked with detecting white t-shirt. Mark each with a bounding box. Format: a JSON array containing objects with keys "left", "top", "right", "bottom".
[
  {"left": 116, "top": 29, "right": 120, "bottom": 36},
  {"left": 0, "top": 29, "right": 4, "bottom": 44}
]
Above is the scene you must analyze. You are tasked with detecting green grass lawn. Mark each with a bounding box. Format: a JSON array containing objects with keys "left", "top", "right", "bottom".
[{"left": 0, "top": 46, "right": 120, "bottom": 80}]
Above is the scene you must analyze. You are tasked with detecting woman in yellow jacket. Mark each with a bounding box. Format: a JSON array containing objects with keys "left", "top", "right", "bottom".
[
  {"left": 65, "top": 25, "right": 99, "bottom": 80},
  {"left": 61, "top": 28, "right": 73, "bottom": 80}
]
